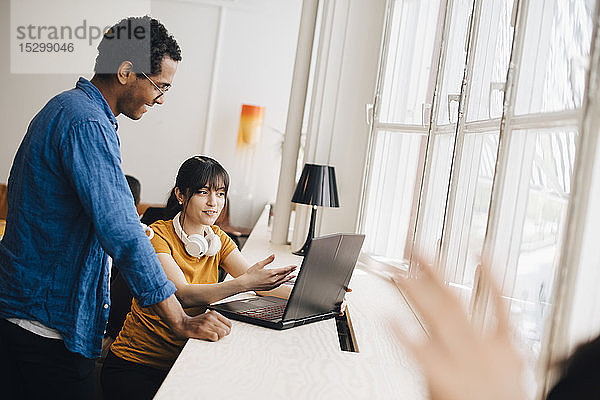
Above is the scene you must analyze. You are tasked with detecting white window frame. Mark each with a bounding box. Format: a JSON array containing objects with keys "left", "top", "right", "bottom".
[
  {"left": 360, "top": 0, "right": 600, "bottom": 397},
  {"left": 536, "top": 2, "right": 600, "bottom": 397},
  {"left": 358, "top": 0, "right": 445, "bottom": 268}
]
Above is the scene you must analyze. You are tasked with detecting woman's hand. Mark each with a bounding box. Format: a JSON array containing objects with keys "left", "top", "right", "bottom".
[
  {"left": 238, "top": 254, "right": 296, "bottom": 292},
  {"left": 391, "top": 257, "right": 526, "bottom": 400}
]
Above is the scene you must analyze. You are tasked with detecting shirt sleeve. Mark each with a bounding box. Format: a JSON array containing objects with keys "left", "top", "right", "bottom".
[
  {"left": 60, "top": 120, "right": 175, "bottom": 308},
  {"left": 213, "top": 226, "right": 238, "bottom": 260},
  {"left": 150, "top": 225, "right": 172, "bottom": 255}
]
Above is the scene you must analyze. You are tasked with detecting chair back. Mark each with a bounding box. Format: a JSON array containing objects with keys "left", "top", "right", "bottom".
[{"left": 0, "top": 184, "right": 7, "bottom": 219}]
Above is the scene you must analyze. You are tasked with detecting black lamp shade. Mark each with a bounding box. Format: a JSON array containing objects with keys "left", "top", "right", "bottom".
[{"left": 291, "top": 164, "right": 339, "bottom": 208}]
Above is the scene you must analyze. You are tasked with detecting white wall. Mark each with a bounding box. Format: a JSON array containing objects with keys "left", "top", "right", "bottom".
[
  {"left": 1, "top": 0, "right": 301, "bottom": 228},
  {"left": 205, "top": 0, "right": 302, "bottom": 227},
  {"left": 292, "top": 0, "right": 386, "bottom": 247},
  {"left": 119, "top": 0, "right": 220, "bottom": 204},
  {"left": 2, "top": 0, "right": 384, "bottom": 235},
  {"left": 0, "top": 0, "right": 80, "bottom": 182}
]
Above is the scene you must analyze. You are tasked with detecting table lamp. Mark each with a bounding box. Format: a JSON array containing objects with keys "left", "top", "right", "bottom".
[{"left": 291, "top": 163, "right": 339, "bottom": 256}]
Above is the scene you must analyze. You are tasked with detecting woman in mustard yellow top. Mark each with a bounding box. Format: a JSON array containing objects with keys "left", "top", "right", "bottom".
[{"left": 101, "top": 156, "right": 296, "bottom": 400}]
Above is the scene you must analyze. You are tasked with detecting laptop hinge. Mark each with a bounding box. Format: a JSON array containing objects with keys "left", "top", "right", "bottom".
[{"left": 284, "top": 312, "right": 337, "bottom": 327}]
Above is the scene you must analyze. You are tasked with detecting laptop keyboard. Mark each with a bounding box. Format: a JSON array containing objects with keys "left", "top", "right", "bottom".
[{"left": 239, "top": 303, "right": 286, "bottom": 321}]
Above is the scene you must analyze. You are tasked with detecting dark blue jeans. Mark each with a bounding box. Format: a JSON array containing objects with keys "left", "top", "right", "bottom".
[{"left": 0, "top": 318, "right": 95, "bottom": 400}]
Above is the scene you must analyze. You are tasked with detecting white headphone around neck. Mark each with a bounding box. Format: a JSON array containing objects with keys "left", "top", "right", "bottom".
[{"left": 172, "top": 212, "right": 221, "bottom": 258}]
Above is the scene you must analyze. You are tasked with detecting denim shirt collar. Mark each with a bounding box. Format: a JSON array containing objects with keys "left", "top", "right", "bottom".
[{"left": 76, "top": 77, "right": 119, "bottom": 132}]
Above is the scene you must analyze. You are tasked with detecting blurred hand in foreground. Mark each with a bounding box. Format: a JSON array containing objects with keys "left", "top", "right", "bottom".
[{"left": 391, "top": 258, "right": 526, "bottom": 400}]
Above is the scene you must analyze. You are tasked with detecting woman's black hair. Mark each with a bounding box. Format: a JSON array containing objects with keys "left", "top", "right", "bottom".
[{"left": 165, "top": 156, "right": 229, "bottom": 224}]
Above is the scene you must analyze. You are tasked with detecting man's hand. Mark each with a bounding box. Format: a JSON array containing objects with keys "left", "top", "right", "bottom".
[
  {"left": 239, "top": 254, "right": 296, "bottom": 292},
  {"left": 150, "top": 294, "right": 231, "bottom": 342},
  {"left": 391, "top": 257, "right": 526, "bottom": 400},
  {"left": 175, "top": 310, "right": 232, "bottom": 342}
]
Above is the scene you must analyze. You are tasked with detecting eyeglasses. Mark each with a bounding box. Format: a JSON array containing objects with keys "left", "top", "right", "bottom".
[{"left": 140, "top": 71, "right": 170, "bottom": 101}]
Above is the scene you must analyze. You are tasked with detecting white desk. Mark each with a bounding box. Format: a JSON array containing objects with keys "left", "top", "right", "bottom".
[{"left": 155, "top": 209, "right": 427, "bottom": 399}]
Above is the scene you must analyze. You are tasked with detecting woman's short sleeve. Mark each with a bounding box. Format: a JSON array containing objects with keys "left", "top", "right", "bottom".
[
  {"left": 149, "top": 221, "right": 173, "bottom": 255},
  {"left": 213, "top": 226, "right": 238, "bottom": 260}
]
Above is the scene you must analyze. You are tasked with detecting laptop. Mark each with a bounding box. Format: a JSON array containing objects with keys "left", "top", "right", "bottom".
[{"left": 209, "top": 233, "right": 365, "bottom": 330}]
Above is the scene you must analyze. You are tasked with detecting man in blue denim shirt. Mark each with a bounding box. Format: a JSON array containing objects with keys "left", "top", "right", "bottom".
[{"left": 0, "top": 16, "right": 231, "bottom": 399}]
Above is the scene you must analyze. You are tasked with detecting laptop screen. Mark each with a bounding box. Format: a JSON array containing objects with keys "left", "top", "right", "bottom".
[{"left": 282, "top": 233, "right": 365, "bottom": 322}]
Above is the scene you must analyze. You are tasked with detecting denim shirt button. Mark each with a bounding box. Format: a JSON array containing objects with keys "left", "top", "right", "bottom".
[{"left": 103, "top": 303, "right": 109, "bottom": 309}]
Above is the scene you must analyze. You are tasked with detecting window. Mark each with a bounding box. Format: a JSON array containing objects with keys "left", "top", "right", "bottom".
[
  {"left": 360, "top": 0, "right": 443, "bottom": 265},
  {"left": 361, "top": 0, "right": 598, "bottom": 395},
  {"left": 362, "top": 131, "right": 425, "bottom": 263},
  {"left": 482, "top": 0, "right": 593, "bottom": 378}
]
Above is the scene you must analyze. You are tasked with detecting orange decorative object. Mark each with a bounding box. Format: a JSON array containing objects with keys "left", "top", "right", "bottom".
[{"left": 236, "top": 104, "right": 265, "bottom": 148}]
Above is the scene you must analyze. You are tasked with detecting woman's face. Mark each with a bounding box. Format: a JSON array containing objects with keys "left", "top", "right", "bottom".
[{"left": 183, "top": 185, "right": 226, "bottom": 226}]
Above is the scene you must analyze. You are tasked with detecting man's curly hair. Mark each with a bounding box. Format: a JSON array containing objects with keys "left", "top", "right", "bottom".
[{"left": 94, "top": 16, "right": 181, "bottom": 77}]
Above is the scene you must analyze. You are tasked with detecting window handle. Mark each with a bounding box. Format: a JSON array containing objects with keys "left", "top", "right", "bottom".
[
  {"left": 422, "top": 103, "right": 432, "bottom": 126},
  {"left": 569, "top": 56, "right": 589, "bottom": 105},
  {"left": 448, "top": 94, "right": 460, "bottom": 124},
  {"left": 488, "top": 82, "right": 505, "bottom": 118},
  {"left": 366, "top": 103, "right": 374, "bottom": 126}
]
